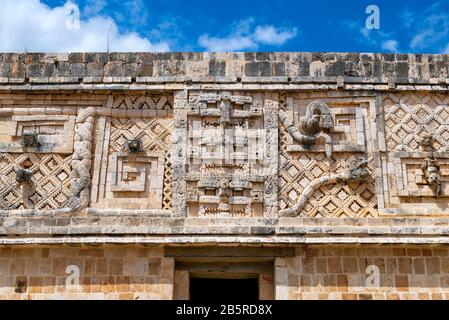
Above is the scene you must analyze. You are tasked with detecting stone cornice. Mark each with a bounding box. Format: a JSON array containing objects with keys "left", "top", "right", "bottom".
[
  {"left": 0, "top": 216, "right": 449, "bottom": 244},
  {"left": 0, "top": 52, "right": 449, "bottom": 90},
  {"left": 1, "top": 236, "right": 449, "bottom": 245}
]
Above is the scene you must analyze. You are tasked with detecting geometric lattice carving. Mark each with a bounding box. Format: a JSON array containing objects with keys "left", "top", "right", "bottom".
[
  {"left": 0, "top": 153, "right": 72, "bottom": 210},
  {"left": 96, "top": 117, "right": 174, "bottom": 210},
  {"left": 384, "top": 93, "right": 449, "bottom": 152},
  {"left": 381, "top": 93, "right": 449, "bottom": 213},
  {"left": 109, "top": 119, "right": 173, "bottom": 154},
  {"left": 278, "top": 93, "right": 377, "bottom": 218},
  {"left": 278, "top": 150, "right": 376, "bottom": 218}
]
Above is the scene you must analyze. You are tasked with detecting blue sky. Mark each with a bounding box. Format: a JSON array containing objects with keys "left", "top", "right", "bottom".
[{"left": 1, "top": 0, "right": 449, "bottom": 53}]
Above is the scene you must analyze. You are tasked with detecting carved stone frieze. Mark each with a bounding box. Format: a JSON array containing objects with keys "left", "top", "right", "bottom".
[
  {"left": 1, "top": 88, "right": 449, "bottom": 219},
  {"left": 278, "top": 93, "right": 378, "bottom": 218},
  {"left": 183, "top": 91, "right": 277, "bottom": 217},
  {"left": 383, "top": 93, "right": 449, "bottom": 211},
  {"left": 279, "top": 156, "right": 372, "bottom": 217},
  {"left": 90, "top": 94, "right": 174, "bottom": 211}
]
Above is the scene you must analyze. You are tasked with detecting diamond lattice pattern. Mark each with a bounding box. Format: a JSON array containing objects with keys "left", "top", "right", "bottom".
[
  {"left": 384, "top": 93, "right": 449, "bottom": 152},
  {"left": 0, "top": 153, "right": 72, "bottom": 210}
]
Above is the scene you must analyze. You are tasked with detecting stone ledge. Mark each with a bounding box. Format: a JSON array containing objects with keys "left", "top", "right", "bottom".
[
  {"left": 1, "top": 216, "right": 449, "bottom": 241},
  {"left": 2, "top": 235, "right": 449, "bottom": 245}
]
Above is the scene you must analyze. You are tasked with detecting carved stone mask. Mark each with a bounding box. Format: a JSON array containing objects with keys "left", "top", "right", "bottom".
[
  {"left": 16, "top": 169, "right": 32, "bottom": 184},
  {"left": 21, "top": 133, "right": 38, "bottom": 147},
  {"left": 127, "top": 139, "right": 142, "bottom": 153},
  {"left": 428, "top": 171, "right": 439, "bottom": 182}
]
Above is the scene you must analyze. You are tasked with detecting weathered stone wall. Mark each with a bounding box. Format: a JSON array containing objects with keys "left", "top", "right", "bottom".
[
  {"left": 276, "top": 246, "right": 449, "bottom": 300},
  {"left": 0, "top": 245, "right": 173, "bottom": 300},
  {"left": 1, "top": 52, "right": 449, "bottom": 83},
  {"left": 2, "top": 244, "right": 449, "bottom": 300},
  {"left": 1, "top": 52, "right": 449, "bottom": 300}
]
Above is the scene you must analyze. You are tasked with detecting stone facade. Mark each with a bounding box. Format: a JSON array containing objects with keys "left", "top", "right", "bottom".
[
  {"left": 276, "top": 246, "right": 449, "bottom": 300},
  {"left": 0, "top": 246, "right": 173, "bottom": 300},
  {"left": 1, "top": 52, "right": 449, "bottom": 300}
]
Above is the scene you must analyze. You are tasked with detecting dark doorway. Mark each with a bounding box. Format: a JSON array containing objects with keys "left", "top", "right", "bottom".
[{"left": 190, "top": 278, "right": 259, "bottom": 301}]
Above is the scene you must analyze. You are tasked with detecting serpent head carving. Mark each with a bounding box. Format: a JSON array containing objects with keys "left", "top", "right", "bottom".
[
  {"left": 279, "top": 101, "right": 335, "bottom": 158},
  {"left": 346, "top": 156, "right": 371, "bottom": 182},
  {"left": 299, "top": 101, "right": 334, "bottom": 135}
]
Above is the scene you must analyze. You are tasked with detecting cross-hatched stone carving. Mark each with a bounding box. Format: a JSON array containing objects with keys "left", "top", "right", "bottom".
[
  {"left": 109, "top": 118, "right": 173, "bottom": 154},
  {"left": 0, "top": 153, "right": 72, "bottom": 210},
  {"left": 384, "top": 93, "right": 449, "bottom": 152},
  {"left": 278, "top": 150, "right": 376, "bottom": 217},
  {"left": 162, "top": 153, "right": 173, "bottom": 210}
]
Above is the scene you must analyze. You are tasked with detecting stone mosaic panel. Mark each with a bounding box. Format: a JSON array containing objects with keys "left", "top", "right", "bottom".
[
  {"left": 91, "top": 94, "right": 174, "bottom": 210},
  {"left": 384, "top": 93, "right": 449, "bottom": 152},
  {"left": 278, "top": 93, "right": 378, "bottom": 218},
  {"left": 181, "top": 91, "right": 278, "bottom": 217},
  {"left": 278, "top": 151, "right": 376, "bottom": 217},
  {"left": 382, "top": 93, "right": 449, "bottom": 212},
  {"left": 0, "top": 153, "right": 72, "bottom": 210}
]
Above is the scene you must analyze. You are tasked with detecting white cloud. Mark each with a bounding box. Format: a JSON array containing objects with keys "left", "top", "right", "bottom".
[
  {"left": 400, "top": 8, "right": 415, "bottom": 29},
  {"left": 254, "top": 25, "right": 298, "bottom": 45},
  {"left": 382, "top": 40, "right": 399, "bottom": 52},
  {"left": 0, "top": 0, "right": 170, "bottom": 52},
  {"left": 124, "top": 0, "right": 149, "bottom": 27},
  {"left": 199, "top": 35, "right": 256, "bottom": 52},
  {"left": 409, "top": 13, "right": 449, "bottom": 50},
  {"left": 400, "top": 3, "right": 449, "bottom": 53},
  {"left": 198, "top": 18, "right": 298, "bottom": 51}
]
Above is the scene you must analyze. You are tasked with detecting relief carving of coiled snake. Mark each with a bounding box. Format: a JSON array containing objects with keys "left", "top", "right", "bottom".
[{"left": 280, "top": 101, "right": 334, "bottom": 157}]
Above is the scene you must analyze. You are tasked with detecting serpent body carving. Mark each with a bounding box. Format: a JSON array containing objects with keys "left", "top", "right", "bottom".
[
  {"left": 280, "top": 101, "right": 334, "bottom": 157},
  {"left": 279, "top": 156, "right": 371, "bottom": 217},
  {"left": 66, "top": 107, "right": 96, "bottom": 212}
]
